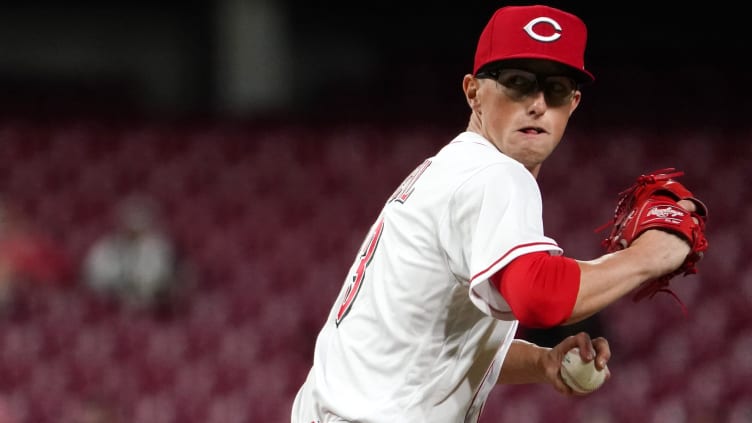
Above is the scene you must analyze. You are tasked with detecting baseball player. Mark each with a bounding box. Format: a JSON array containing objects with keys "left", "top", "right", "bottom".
[{"left": 291, "top": 5, "right": 703, "bottom": 423}]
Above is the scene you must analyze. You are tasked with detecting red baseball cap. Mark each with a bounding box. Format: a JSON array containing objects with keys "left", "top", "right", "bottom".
[{"left": 474, "top": 5, "right": 594, "bottom": 83}]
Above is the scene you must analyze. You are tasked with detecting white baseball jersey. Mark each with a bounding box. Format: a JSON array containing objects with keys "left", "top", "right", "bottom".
[{"left": 291, "top": 131, "right": 563, "bottom": 423}]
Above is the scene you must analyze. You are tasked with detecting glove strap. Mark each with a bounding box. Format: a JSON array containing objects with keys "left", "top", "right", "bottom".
[{"left": 632, "top": 276, "right": 688, "bottom": 317}]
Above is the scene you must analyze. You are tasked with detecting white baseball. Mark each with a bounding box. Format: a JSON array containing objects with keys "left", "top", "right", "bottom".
[{"left": 560, "top": 347, "right": 608, "bottom": 394}]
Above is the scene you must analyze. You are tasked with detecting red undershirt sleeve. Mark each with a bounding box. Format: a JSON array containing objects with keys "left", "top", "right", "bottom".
[{"left": 489, "top": 251, "right": 580, "bottom": 328}]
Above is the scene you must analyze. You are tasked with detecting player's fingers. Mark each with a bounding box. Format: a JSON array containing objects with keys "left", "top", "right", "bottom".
[
  {"left": 569, "top": 332, "right": 596, "bottom": 362},
  {"left": 677, "top": 199, "right": 696, "bottom": 213},
  {"left": 591, "top": 337, "right": 611, "bottom": 371},
  {"left": 676, "top": 199, "right": 702, "bottom": 225}
]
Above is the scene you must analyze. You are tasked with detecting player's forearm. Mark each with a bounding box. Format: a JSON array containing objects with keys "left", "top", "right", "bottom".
[
  {"left": 497, "top": 339, "right": 548, "bottom": 385},
  {"left": 566, "top": 245, "right": 666, "bottom": 324}
]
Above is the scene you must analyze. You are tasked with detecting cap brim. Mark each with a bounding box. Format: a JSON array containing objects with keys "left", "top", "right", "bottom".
[{"left": 478, "top": 54, "right": 595, "bottom": 84}]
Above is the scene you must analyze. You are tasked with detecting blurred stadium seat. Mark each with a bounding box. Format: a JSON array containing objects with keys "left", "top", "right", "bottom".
[{"left": 0, "top": 117, "right": 747, "bottom": 423}]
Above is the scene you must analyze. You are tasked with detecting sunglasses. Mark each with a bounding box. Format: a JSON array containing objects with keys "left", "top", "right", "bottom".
[{"left": 475, "top": 68, "right": 578, "bottom": 106}]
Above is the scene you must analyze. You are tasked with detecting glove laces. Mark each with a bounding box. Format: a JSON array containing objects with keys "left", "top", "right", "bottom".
[
  {"left": 594, "top": 168, "right": 686, "bottom": 236},
  {"left": 632, "top": 276, "right": 689, "bottom": 317},
  {"left": 596, "top": 168, "right": 691, "bottom": 316}
]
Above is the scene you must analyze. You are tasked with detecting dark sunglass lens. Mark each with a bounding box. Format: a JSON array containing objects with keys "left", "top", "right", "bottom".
[
  {"left": 543, "top": 77, "right": 576, "bottom": 105},
  {"left": 492, "top": 69, "right": 576, "bottom": 105},
  {"left": 498, "top": 70, "right": 537, "bottom": 95}
]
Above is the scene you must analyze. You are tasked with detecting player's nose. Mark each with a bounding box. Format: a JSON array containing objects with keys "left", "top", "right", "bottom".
[{"left": 527, "top": 91, "right": 547, "bottom": 115}]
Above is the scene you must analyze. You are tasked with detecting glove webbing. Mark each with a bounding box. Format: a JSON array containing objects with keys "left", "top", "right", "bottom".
[
  {"left": 595, "top": 168, "right": 691, "bottom": 315},
  {"left": 595, "top": 168, "right": 686, "bottom": 235}
]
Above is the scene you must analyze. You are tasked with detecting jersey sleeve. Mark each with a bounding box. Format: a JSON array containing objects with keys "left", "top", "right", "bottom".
[{"left": 444, "top": 162, "right": 562, "bottom": 319}]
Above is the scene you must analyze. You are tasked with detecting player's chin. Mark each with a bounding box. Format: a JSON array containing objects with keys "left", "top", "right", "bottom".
[
  {"left": 517, "top": 150, "right": 551, "bottom": 169},
  {"left": 524, "top": 140, "right": 557, "bottom": 156}
]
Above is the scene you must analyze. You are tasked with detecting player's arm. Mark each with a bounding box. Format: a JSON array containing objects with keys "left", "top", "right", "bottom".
[
  {"left": 569, "top": 198, "right": 698, "bottom": 322},
  {"left": 570, "top": 228, "right": 691, "bottom": 322},
  {"left": 494, "top": 200, "right": 696, "bottom": 326},
  {"left": 498, "top": 332, "right": 610, "bottom": 395}
]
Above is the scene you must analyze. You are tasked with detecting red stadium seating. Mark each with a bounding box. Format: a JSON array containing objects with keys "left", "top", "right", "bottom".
[{"left": 0, "top": 117, "right": 747, "bottom": 423}]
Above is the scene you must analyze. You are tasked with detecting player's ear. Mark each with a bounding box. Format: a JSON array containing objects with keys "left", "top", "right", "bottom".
[
  {"left": 463, "top": 74, "right": 480, "bottom": 110},
  {"left": 568, "top": 91, "right": 582, "bottom": 116}
]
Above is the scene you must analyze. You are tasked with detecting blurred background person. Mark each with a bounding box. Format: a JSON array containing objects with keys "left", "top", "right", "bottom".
[
  {"left": 0, "top": 196, "right": 74, "bottom": 314},
  {"left": 82, "top": 194, "right": 184, "bottom": 313},
  {"left": 0, "top": 3, "right": 745, "bottom": 422}
]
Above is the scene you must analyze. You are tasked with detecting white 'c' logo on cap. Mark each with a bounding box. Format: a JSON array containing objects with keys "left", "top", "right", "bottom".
[{"left": 523, "top": 17, "right": 562, "bottom": 42}]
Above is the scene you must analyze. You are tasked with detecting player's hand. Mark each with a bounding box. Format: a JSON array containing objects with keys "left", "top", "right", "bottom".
[
  {"left": 598, "top": 169, "right": 709, "bottom": 303},
  {"left": 630, "top": 230, "right": 691, "bottom": 276},
  {"left": 628, "top": 199, "right": 697, "bottom": 273},
  {"left": 676, "top": 199, "right": 698, "bottom": 214},
  {"left": 541, "top": 331, "right": 611, "bottom": 396}
]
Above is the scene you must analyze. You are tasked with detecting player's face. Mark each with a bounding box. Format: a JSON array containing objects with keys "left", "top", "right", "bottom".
[{"left": 465, "top": 60, "right": 581, "bottom": 174}]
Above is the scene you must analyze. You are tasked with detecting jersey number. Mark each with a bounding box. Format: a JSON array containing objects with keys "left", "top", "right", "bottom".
[
  {"left": 334, "top": 159, "right": 430, "bottom": 325},
  {"left": 335, "top": 217, "right": 385, "bottom": 326}
]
